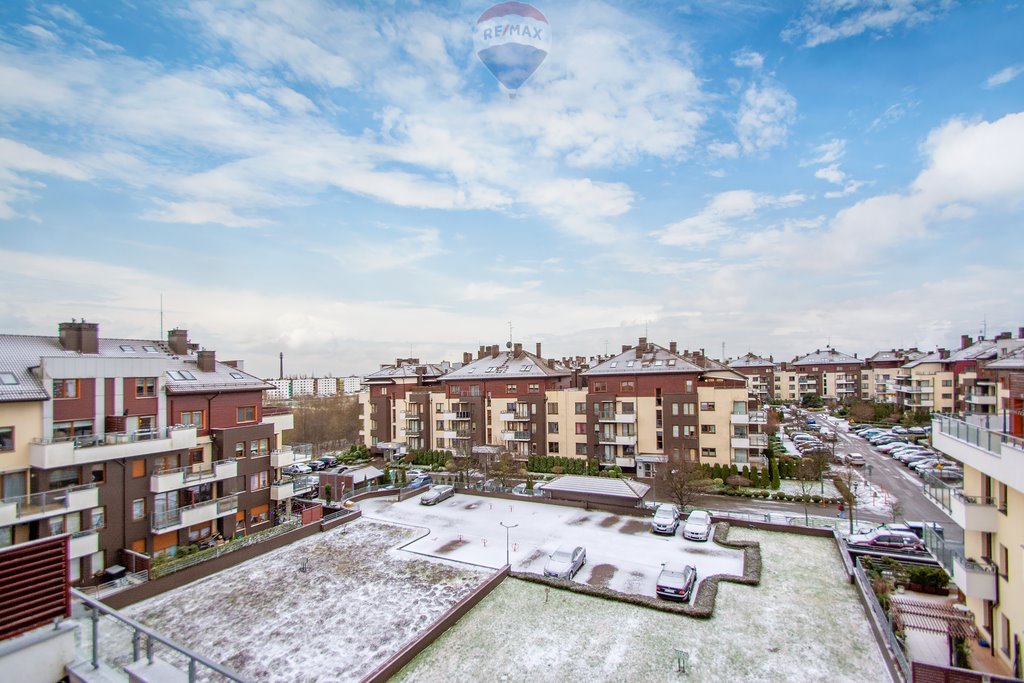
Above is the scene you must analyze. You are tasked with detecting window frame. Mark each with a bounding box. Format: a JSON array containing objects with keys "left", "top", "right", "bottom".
[
  {"left": 131, "top": 498, "right": 146, "bottom": 521},
  {"left": 180, "top": 410, "right": 205, "bottom": 430},
  {"left": 53, "top": 379, "right": 80, "bottom": 399},
  {"left": 135, "top": 377, "right": 157, "bottom": 398},
  {"left": 237, "top": 405, "right": 256, "bottom": 423},
  {"left": 0, "top": 426, "right": 13, "bottom": 451}
]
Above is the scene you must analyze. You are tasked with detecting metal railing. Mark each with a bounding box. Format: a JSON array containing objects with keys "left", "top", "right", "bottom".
[
  {"left": 933, "top": 415, "right": 1024, "bottom": 455},
  {"left": 33, "top": 426, "right": 190, "bottom": 449},
  {"left": 154, "top": 459, "right": 235, "bottom": 481},
  {"left": 72, "top": 588, "right": 250, "bottom": 682},
  {"left": 77, "top": 569, "right": 150, "bottom": 599},
  {"left": 853, "top": 558, "right": 912, "bottom": 682},
  {"left": 151, "top": 494, "right": 239, "bottom": 531},
  {"left": 0, "top": 482, "right": 96, "bottom": 517},
  {"left": 921, "top": 472, "right": 956, "bottom": 513},
  {"left": 148, "top": 520, "right": 301, "bottom": 579}
]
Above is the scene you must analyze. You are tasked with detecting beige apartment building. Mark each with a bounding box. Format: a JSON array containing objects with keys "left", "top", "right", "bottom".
[
  {"left": 860, "top": 349, "right": 925, "bottom": 403},
  {"left": 359, "top": 339, "right": 767, "bottom": 474}
]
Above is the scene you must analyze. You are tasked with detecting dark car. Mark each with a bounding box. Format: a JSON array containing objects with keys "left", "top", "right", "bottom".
[
  {"left": 307, "top": 459, "right": 326, "bottom": 471},
  {"left": 847, "top": 529, "right": 925, "bottom": 551},
  {"left": 407, "top": 475, "right": 433, "bottom": 489},
  {"left": 656, "top": 563, "right": 697, "bottom": 601},
  {"left": 317, "top": 455, "right": 338, "bottom": 469}
]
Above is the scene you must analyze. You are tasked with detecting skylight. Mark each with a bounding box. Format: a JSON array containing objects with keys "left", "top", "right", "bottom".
[
  {"left": 167, "top": 370, "right": 197, "bottom": 381},
  {"left": 0, "top": 372, "right": 18, "bottom": 385},
  {"left": 229, "top": 372, "right": 245, "bottom": 379},
  {"left": 119, "top": 345, "right": 135, "bottom": 352},
  {"left": 142, "top": 345, "right": 158, "bottom": 353},
  {"left": 520, "top": 364, "right": 531, "bottom": 371}
]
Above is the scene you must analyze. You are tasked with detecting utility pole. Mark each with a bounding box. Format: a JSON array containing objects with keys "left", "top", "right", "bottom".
[{"left": 499, "top": 521, "right": 518, "bottom": 567}]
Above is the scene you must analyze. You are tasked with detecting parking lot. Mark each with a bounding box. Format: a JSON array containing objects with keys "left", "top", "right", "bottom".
[{"left": 359, "top": 494, "right": 744, "bottom": 601}]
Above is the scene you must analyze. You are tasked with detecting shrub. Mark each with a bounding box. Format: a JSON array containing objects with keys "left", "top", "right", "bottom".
[{"left": 811, "top": 495, "right": 822, "bottom": 504}]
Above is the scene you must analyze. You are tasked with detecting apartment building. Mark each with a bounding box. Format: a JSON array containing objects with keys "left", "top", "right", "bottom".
[
  {"left": 925, "top": 335, "right": 1024, "bottom": 673},
  {"left": 359, "top": 339, "right": 767, "bottom": 474},
  {"left": 0, "top": 321, "right": 297, "bottom": 586},
  {"left": 343, "top": 375, "right": 362, "bottom": 394},
  {"left": 727, "top": 353, "right": 778, "bottom": 402},
  {"left": 860, "top": 349, "right": 925, "bottom": 404},
  {"left": 774, "top": 348, "right": 864, "bottom": 403}
]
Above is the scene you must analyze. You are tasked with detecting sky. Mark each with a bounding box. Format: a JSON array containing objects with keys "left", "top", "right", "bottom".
[{"left": 0, "top": 1, "right": 1022, "bottom": 379}]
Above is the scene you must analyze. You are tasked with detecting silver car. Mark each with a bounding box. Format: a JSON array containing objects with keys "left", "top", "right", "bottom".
[
  {"left": 650, "top": 504, "right": 679, "bottom": 535},
  {"left": 419, "top": 484, "right": 454, "bottom": 505},
  {"left": 683, "top": 510, "right": 712, "bottom": 541},
  {"left": 543, "top": 545, "right": 586, "bottom": 580}
]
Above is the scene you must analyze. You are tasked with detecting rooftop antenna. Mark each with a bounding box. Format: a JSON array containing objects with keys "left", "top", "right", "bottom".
[
  {"left": 508, "top": 320, "right": 513, "bottom": 346},
  {"left": 721, "top": 341, "right": 725, "bottom": 362},
  {"left": 604, "top": 339, "right": 609, "bottom": 355},
  {"left": 159, "top": 293, "right": 164, "bottom": 339}
]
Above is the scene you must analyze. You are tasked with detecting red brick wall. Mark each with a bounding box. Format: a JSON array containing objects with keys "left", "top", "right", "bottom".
[
  {"left": 122, "top": 378, "right": 159, "bottom": 417},
  {"left": 53, "top": 377, "right": 95, "bottom": 421}
]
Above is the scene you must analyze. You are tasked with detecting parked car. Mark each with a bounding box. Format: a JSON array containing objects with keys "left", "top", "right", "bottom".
[
  {"left": 544, "top": 545, "right": 586, "bottom": 580},
  {"left": 683, "top": 510, "right": 713, "bottom": 541},
  {"left": 655, "top": 563, "right": 697, "bottom": 601},
  {"left": 891, "top": 426, "right": 908, "bottom": 434},
  {"left": 306, "top": 459, "right": 326, "bottom": 471},
  {"left": 882, "top": 521, "right": 944, "bottom": 540},
  {"left": 907, "top": 426, "right": 928, "bottom": 435},
  {"left": 846, "top": 529, "right": 925, "bottom": 551},
  {"left": 651, "top": 504, "right": 680, "bottom": 535},
  {"left": 406, "top": 475, "right": 434, "bottom": 489},
  {"left": 406, "top": 468, "right": 426, "bottom": 478},
  {"left": 843, "top": 453, "right": 866, "bottom": 467},
  {"left": 317, "top": 455, "right": 338, "bottom": 469},
  {"left": 512, "top": 482, "right": 545, "bottom": 497},
  {"left": 419, "top": 484, "right": 455, "bottom": 505},
  {"left": 282, "top": 463, "right": 312, "bottom": 475}
]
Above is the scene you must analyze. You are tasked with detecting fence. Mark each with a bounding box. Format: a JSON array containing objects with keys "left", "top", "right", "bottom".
[
  {"left": 149, "top": 520, "right": 301, "bottom": 579},
  {"left": 78, "top": 569, "right": 150, "bottom": 600},
  {"left": 853, "top": 558, "right": 912, "bottom": 682}
]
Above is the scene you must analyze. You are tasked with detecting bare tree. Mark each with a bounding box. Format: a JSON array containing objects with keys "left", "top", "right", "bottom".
[
  {"left": 887, "top": 497, "right": 904, "bottom": 524},
  {"left": 288, "top": 395, "right": 361, "bottom": 454},
  {"left": 660, "top": 457, "right": 711, "bottom": 512},
  {"left": 795, "top": 455, "right": 827, "bottom": 525}
]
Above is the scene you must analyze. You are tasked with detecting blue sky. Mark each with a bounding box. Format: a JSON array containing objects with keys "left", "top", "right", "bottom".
[{"left": 1, "top": 1, "right": 1022, "bottom": 378}]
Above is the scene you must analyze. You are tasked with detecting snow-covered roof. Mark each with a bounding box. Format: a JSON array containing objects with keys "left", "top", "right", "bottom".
[
  {"left": 542, "top": 475, "right": 650, "bottom": 499},
  {"left": 444, "top": 350, "right": 569, "bottom": 380},
  {"left": 583, "top": 343, "right": 702, "bottom": 376},
  {"left": 343, "top": 466, "right": 383, "bottom": 484},
  {"left": 902, "top": 352, "right": 943, "bottom": 369},
  {"left": 0, "top": 332, "right": 269, "bottom": 402},
  {"left": 792, "top": 348, "right": 863, "bottom": 366},
  {"left": 985, "top": 347, "right": 1024, "bottom": 371},
  {"left": 364, "top": 362, "right": 448, "bottom": 382},
  {"left": 727, "top": 353, "right": 777, "bottom": 370},
  {"left": 865, "top": 349, "right": 925, "bottom": 363},
  {"left": 947, "top": 339, "right": 998, "bottom": 362}
]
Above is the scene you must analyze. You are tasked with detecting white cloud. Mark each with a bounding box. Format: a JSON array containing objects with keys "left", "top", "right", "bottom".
[
  {"left": 339, "top": 227, "right": 445, "bottom": 272},
  {"left": 984, "top": 64, "right": 1024, "bottom": 89},
  {"left": 803, "top": 138, "right": 846, "bottom": 166},
  {"left": 736, "top": 81, "right": 797, "bottom": 154},
  {"left": 141, "top": 200, "right": 270, "bottom": 228},
  {"left": 814, "top": 164, "right": 846, "bottom": 185},
  {"left": 824, "top": 180, "right": 865, "bottom": 198},
  {"left": 708, "top": 168, "right": 726, "bottom": 178},
  {"left": 868, "top": 99, "right": 918, "bottom": 132},
  {"left": 732, "top": 49, "right": 764, "bottom": 69},
  {"left": 655, "top": 190, "right": 806, "bottom": 247},
  {"left": 782, "top": 1, "right": 951, "bottom": 48},
  {"left": 707, "top": 141, "right": 740, "bottom": 159},
  {"left": 459, "top": 280, "right": 542, "bottom": 302},
  {"left": 0, "top": 139, "right": 90, "bottom": 219},
  {"left": 529, "top": 178, "right": 635, "bottom": 244}
]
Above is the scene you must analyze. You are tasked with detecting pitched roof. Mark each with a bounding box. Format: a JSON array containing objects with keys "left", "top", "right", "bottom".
[
  {"left": 363, "top": 362, "right": 448, "bottom": 383},
  {"left": 792, "top": 348, "right": 863, "bottom": 366},
  {"left": 542, "top": 474, "right": 650, "bottom": 499},
  {"left": 443, "top": 350, "right": 569, "bottom": 380},
  {"left": 728, "top": 353, "right": 777, "bottom": 369},
  {"left": 583, "top": 343, "right": 702, "bottom": 376},
  {"left": 984, "top": 347, "right": 1024, "bottom": 371}
]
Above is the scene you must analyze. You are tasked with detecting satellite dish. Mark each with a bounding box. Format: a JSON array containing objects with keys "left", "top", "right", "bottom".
[{"left": 506, "top": 341, "right": 513, "bottom": 349}]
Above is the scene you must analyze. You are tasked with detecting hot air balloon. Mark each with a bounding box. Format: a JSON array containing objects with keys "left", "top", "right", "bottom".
[{"left": 474, "top": 2, "right": 550, "bottom": 93}]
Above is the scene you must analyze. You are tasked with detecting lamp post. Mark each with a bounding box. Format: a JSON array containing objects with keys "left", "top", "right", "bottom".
[{"left": 499, "top": 522, "right": 518, "bottom": 567}]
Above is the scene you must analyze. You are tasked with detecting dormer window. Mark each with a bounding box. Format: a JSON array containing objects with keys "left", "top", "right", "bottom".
[{"left": 119, "top": 345, "right": 135, "bottom": 352}]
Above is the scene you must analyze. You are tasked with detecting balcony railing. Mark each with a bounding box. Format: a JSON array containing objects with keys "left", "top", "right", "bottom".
[
  {"left": 150, "top": 494, "right": 238, "bottom": 532},
  {"left": 30, "top": 426, "right": 198, "bottom": 468},
  {"left": 270, "top": 444, "right": 313, "bottom": 468},
  {"left": 150, "top": 459, "right": 237, "bottom": 494},
  {"left": 934, "top": 415, "right": 1024, "bottom": 455},
  {"left": 34, "top": 426, "right": 180, "bottom": 449},
  {"left": 501, "top": 430, "right": 530, "bottom": 441},
  {"left": 597, "top": 411, "right": 636, "bottom": 423},
  {"left": 0, "top": 483, "right": 98, "bottom": 526}
]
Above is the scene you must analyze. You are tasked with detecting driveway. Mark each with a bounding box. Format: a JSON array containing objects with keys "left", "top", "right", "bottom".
[{"left": 359, "top": 495, "right": 744, "bottom": 601}]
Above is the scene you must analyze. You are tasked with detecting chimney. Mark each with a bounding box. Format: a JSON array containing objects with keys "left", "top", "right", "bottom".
[
  {"left": 547, "top": 358, "right": 555, "bottom": 369},
  {"left": 463, "top": 352, "right": 472, "bottom": 364},
  {"left": 622, "top": 344, "right": 631, "bottom": 352},
  {"left": 168, "top": 328, "right": 189, "bottom": 356},
  {"left": 669, "top": 341, "right": 677, "bottom": 354},
  {"left": 997, "top": 331, "right": 1011, "bottom": 341},
  {"left": 58, "top": 320, "right": 99, "bottom": 354},
  {"left": 1018, "top": 327, "right": 1024, "bottom": 339},
  {"left": 939, "top": 348, "right": 949, "bottom": 360},
  {"left": 415, "top": 366, "right": 425, "bottom": 376},
  {"left": 491, "top": 345, "right": 499, "bottom": 359},
  {"left": 477, "top": 345, "right": 485, "bottom": 359},
  {"left": 513, "top": 342, "right": 523, "bottom": 358},
  {"left": 535, "top": 342, "right": 542, "bottom": 358},
  {"left": 961, "top": 335, "right": 973, "bottom": 349},
  {"left": 197, "top": 349, "right": 216, "bottom": 372},
  {"left": 635, "top": 345, "right": 643, "bottom": 359},
  {"left": 279, "top": 352, "right": 284, "bottom": 380}
]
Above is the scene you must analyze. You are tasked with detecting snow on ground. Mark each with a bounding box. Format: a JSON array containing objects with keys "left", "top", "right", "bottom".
[
  {"left": 394, "top": 527, "right": 893, "bottom": 683},
  {"left": 777, "top": 478, "right": 841, "bottom": 498},
  {"left": 86, "top": 520, "right": 488, "bottom": 683},
  {"left": 359, "top": 494, "right": 744, "bottom": 601}
]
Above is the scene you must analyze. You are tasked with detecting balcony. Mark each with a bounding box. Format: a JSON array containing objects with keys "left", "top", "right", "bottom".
[
  {"left": 597, "top": 411, "right": 636, "bottom": 424},
  {"left": 748, "top": 433, "right": 769, "bottom": 448},
  {"left": 932, "top": 416, "right": 1024, "bottom": 491},
  {"left": 270, "top": 444, "right": 313, "bottom": 469},
  {"left": 150, "top": 459, "right": 238, "bottom": 494},
  {"left": 952, "top": 555, "right": 998, "bottom": 601},
  {"left": 150, "top": 494, "right": 238, "bottom": 533},
  {"left": 499, "top": 411, "right": 529, "bottom": 422},
  {"left": 730, "top": 413, "right": 750, "bottom": 425},
  {"left": 30, "top": 426, "right": 198, "bottom": 469},
  {"left": 615, "top": 457, "right": 635, "bottom": 468},
  {"left": 965, "top": 394, "right": 997, "bottom": 406},
  {"left": 501, "top": 430, "right": 531, "bottom": 441},
  {"left": 731, "top": 437, "right": 750, "bottom": 449},
  {"left": 261, "top": 407, "right": 294, "bottom": 433},
  {"left": 0, "top": 484, "right": 99, "bottom": 527},
  {"left": 949, "top": 491, "right": 999, "bottom": 533},
  {"left": 748, "top": 410, "right": 767, "bottom": 424},
  {"left": 439, "top": 430, "right": 457, "bottom": 439},
  {"left": 69, "top": 530, "right": 99, "bottom": 559},
  {"left": 452, "top": 430, "right": 473, "bottom": 440},
  {"left": 452, "top": 411, "right": 473, "bottom": 421},
  {"left": 270, "top": 475, "right": 317, "bottom": 501},
  {"left": 597, "top": 434, "right": 637, "bottom": 446}
]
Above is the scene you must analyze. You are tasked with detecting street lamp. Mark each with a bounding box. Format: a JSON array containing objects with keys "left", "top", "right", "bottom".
[{"left": 499, "top": 522, "right": 518, "bottom": 567}]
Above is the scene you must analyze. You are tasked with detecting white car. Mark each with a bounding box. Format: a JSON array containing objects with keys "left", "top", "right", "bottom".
[
  {"left": 543, "top": 545, "right": 586, "bottom": 580},
  {"left": 683, "top": 510, "right": 713, "bottom": 542},
  {"left": 282, "top": 463, "right": 312, "bottom": 475},
  {"left": 650, "top": 504, "right": 679, "bottom": 535},
  {"left": 419, "top": 484, "right": 454, "bottom": 505}
]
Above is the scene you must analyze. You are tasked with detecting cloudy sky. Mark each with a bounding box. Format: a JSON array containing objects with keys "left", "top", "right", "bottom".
[{"left": 1, "top": 1, "right": 1022, "bottom": 378}]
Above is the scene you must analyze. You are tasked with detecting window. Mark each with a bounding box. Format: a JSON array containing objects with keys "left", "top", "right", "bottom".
[
  {"left": 593, "top": 381, "right": 607, "bottom": 392},
  {"left": 548, "top": 442, "right": 559, "bottom": 454},
  {"left": 189, "top": 448, "right": 204, "bottom": 465},
  {"left": 48, "top": 516, "right": 65, "bottom": 535},
  {"left": 250, "top": 471, "right": 269, "bottom": 490},
  {"left": 621, "top": 380, "right": 635, "bottom": 392},
  {"left": 682, "top": 403, "right": 695, "bottom": 415},
  {"left": 998, "top": 483, "right": 1008, "bottom": 514},
  {"left": 237, "top": 406, "right": 256, "bottom": 423},
  {"left": 547, "top": 402, "right": 558, "bottom": 414},
  {"left": 575, "top": 443, "right": 587, "bottom": 455},
  {"left": 528, "top": 383, "right": 540, "bottom": 393},
  {"left": 234, "top": 442, "right": 245, "bottom": 458},
  {"left": 131, "top": 460, "right": 146, "bottom": 478},
  {"left": 91, "top": 550, "right": 105, "bottom": 576},
  {"left": 701, "top": 424, "right": 716, "bottom": 434},
  {"left": 656, "top": 434, "right": 663, "bottom": 449},
  {"left": 90, "top": 463, "right": 105, "bottom": 484},
  {"left": 700, "top": 402, "right": 715, "bottom": 411},
  {"left": 683, "top": 425, "right": 696, "bottom": 437},
  {"left": 230, "top": 372, "right": 245, "bottom": 379},
  {"left": 1002, "top": 614, "right": 1011, "bottom": 657},
  {"left": 575, "top": 402, "right": 586, "bottom": 415},
  {"left": 575, "top": 422, "right": 586, "bottom": 435},
  {"left": 548, "top": 422, "right": 559, "bottom": 434},
  {"left": 942, "top": 393, "right": 952, "bottom": 399},
  {"left": 672, "top": 425, "right": 679, "bottom": 438},
  {"left": 685, "top": 380, "right": 693, "bottom": 392},
  {"left": 180, "top": 410, "right": 205, "bottom": 429},
  {"left": 621, "top": 402, "right": 635, "bottom": 414},
  {"left": 254, "top": 438, "right": 270, "bottom": 456},
  {"left": 671, "top": 403, "right": 679, "bottom": 416},
  {"left": 142, "top": 345, "right": 158, "bottom": 353},
  {"left": 167, "top": 370, "right": 196, "bottom": 381},
  {"left": 53, "top": 379, "right": 79, "bottom": 399},
  {"left": 119, "top": 344, "right": 135, "bottom": 352},
  {"left": 91, "top": 507, "right": 105, "bottom": 530},
  {"left": 999, "top": 544, "right": 1009, "bottom": 580},
  {"left": 132, "top": 498, "right": 146, "bottom": 521},
  {"left": 0, "top": 426, "right": 12, "bottom": 451},
  {"left": 701, "top": 448, "right": 717, "bottom": 458},
  {"left": 154, "top": 454, "right": 179, "bottom": 472},
  {"left": 135, "top": 377, "right": 157, "bottom": 397},
  {"left": 249, "top": 504, "right": 270, "bottom": 526},
  {"left": 0, "top": 372, "right": 17, "bottom": 385}
]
